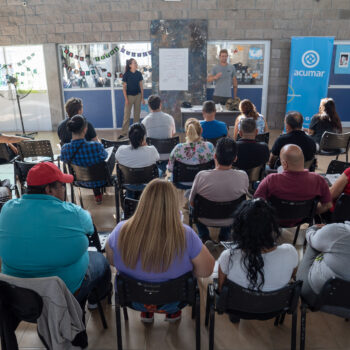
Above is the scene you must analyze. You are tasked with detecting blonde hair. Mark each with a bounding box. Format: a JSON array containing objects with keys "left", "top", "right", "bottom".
[
  {"left": 118, "top": 179, "right": 186, "bottom": 272},
  {"left": 239, "top": 99, "right": 259, "bottom": 120},
  {"left": 185, "top": 118, "right": 201, "bottom": 143}
]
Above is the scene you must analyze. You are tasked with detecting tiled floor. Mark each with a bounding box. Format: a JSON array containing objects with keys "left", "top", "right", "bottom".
[{"left": 2, "top": 128, "right": 350, "bottom": 350}]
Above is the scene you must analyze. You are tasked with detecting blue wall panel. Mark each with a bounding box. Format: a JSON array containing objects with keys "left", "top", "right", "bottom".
[
  {"left": 64, "top": 90, "right": 113, "bottom": 128},
  {"left": 327, "top": 88, "right": 350, "bottom": 122},
  {"left": 115, "top": 89, "right": 152, "bottom": 128},
  {"left": 206, "top": 88, "right": 263, "bottom": 114}
]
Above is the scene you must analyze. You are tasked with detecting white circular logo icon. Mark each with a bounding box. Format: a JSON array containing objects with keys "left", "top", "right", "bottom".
[{"left": 301, "top": 50, "right": 320, "bottom": 68}]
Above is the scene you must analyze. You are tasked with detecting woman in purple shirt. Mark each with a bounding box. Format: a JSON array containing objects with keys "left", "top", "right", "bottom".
[{"left": 106, "top": 179, "right": 214, "bottom": 323}]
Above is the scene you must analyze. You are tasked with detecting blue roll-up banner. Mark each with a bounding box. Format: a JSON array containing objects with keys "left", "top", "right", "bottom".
[{"left": 286, "top": 37, "right": 334, "bottom": 128}]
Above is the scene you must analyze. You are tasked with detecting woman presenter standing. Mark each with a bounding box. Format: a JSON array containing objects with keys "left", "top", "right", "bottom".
[{"left": 119, "top": 58, "right": 145, "bottom": 139}]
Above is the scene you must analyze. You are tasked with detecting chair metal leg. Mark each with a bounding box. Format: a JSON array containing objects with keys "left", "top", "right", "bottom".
[
  {"left": 291, "top": 310, "right": 297, "bottom": 350},
  {"left": 195, "top": 289, "right": 200, "bottom": 350},
  {"left": 205, "top": 284, "right": 211, "bottom": 327},
  {"left": 279, "top": 312, "right": 286, "bottom": 324},
  {"left": 71, "top": 184, "right": 75, "bottom": 204},
  {"left": 209, "top": 305, "right": 215, "bottom": 350},
  {"left": 97, "top": 300, "right": 108, "bottom": 329},
  {"left": 293, "top": 225, "right": 301, "bottom": 246},
  {"left": 115, "top": 305, "right": 123, "bottom": 350},
  {"left": 300, "top": 304, "right": 307, "bottom": 350},
  {"left": 274, "top": 314, "right": 280, "bottom": 326},
  {"left": 115, "top": 185, "right": 120, "bottom": 223},
  {"left": 78, "top": 188, "right": 84, "bottom": 208},
  {"left": 123, "top": 307, "right": 129, "bottom": 321}
]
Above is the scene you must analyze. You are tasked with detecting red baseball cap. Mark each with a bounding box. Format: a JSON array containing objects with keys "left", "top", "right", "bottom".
[{"left": 27, "top": 162, "right": 73, "bottom": 186}]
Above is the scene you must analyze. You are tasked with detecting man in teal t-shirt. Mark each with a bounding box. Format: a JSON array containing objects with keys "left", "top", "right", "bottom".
[{"left": 0, "top": 162, "right": 110, "bottom": 303}]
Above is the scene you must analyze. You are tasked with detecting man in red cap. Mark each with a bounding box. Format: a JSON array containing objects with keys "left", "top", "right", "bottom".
[{"left": 0, "top": 162, "right": 111, "bottom": 305}]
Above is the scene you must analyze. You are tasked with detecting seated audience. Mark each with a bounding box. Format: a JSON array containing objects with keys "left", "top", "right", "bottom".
[
  {"left": 106, "top": 179, "right": 214, "bottom": 323},
  {"left": 142, "top": 95, "right": 176, "bottom": 173},
  {"left": 218, "top": 199, "right": 298, "bottom": 321},
  {"left": 116, "top": 123, "right": 160, "bottom": 197},
  {"left": 308, "top": 98, "right": 342, "bottom": 145},
  {"left": 233, "top": 99, "right": 268, "bottom": 140},
  {"left": 116, "top": 123, "right": 159, "bottom": 167},
  {"left": 58, "top": 97, "right": 98, "bottom": 145},
  {"left": 296, "top": 222, "right": 350, "bottom": 307},
  {"left": 254, "top": 144, "right": 332, "bottom": 219},
  {"left": 189, "top": 137, "right": 248, "bottom": 242},
  {"left": 0, "top": 162, "right": 111, "bottom": 304},
  {"left": 200, "top": 100, "right": 228, "bottom": 140},
  {"left": 269, "top": 111, "right": 316, "bottom": 168},
  {"left": 60, "top": 115, "right": 108, "bottom": 204},
  {"left": 167, "top": 118, "right": 215, "bottom": 187},
  {"left": 234, "top": 118, "right": 270, "bottom": 170}
]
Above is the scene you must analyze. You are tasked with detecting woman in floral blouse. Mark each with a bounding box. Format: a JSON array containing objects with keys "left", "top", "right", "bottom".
[{"left": 167, "top": 118, "right": 215, "bottom": 185}]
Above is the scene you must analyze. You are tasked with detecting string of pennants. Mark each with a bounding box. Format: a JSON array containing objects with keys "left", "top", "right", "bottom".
[
  {"left": 63, "top": 46, "right": 152, "bottom": 62},
  {"left": 0, "top": 53, "right": 36, "bottom": 71}
]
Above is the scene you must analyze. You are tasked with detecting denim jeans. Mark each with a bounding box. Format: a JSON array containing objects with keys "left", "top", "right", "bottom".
[
  {"left": 124, "top": 184, "right": 146, "bottom": 199},
  {"left": 75, "top": 251, "right": 111, "bottom": 304},
  {"left": 196, "top": 221, "right": 232, "bottom": 242},
  {"left": 157, "top": 161, "right": 168, "bottom": 177}
]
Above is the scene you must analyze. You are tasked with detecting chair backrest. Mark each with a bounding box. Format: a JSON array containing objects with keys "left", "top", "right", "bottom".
[
  {"left": 312, "top": 277, "right": 350, "bottom": 311},
  {"left": 117, "top": 163, "right": 158, "bottom": 186},
  {"left": 146, "top": 136, "right": 179, "bottom": 154},
  {"left": 100, "top": 138, "right": 130, "bottom": 152},
  {"left": 332, "top": 194, "right": 350, "bottom": 223},
  {"left": 0, "top": 280, "right": 43, "bottom": 323},
  {"left": 116, "top": 272, "right": 197, "bottom": 306},
  {"left": 304, "top": 158, "right": 316, "bottom": 171},
  {"left": 244, "top": 164, "right": 265, "bottom": 183},
  {"left": 17, "top": 140, "right": 54, "bottom": 161},
  {"left": 216, "top": 279, "right": 302, "bottom": 316},
  {"left": 0, "top": 144, "right": 13, "bottom": 162},
  {"left": 14, "top": 160, "right": 37, "bottom": 184},
  {"left": 268, "top": 195, "right": 319, "bottom": 225},
  {"left": 255, "top": 132, "right": 270, "bottom": 144},
  {"left": 319, "top": 132, "right": 350, "bottom": 151},
  {"left": 124, "top": 197, "right": 139, "bottom": 220},
  {"left": 203, "top": 136, "right": 225, "bottom": 147},
  {"left": 173, "top": 160, "right": 215, "bottom": 183},
  {"left": 69, "top": 162, "right": 112, "bottom": 184},
  {"left": 326, "top": 160, "right": 350, "bottom": 174},
  {"left": 193, "top": 194, "right": 246, "bottom": 221},
  {"left": 87, "top": 225, "right": 103, "bottom": 252}
]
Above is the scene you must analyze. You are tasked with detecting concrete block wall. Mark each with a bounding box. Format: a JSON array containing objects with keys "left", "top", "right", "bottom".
[{"left": 0, "top": 0, "right": 349, "bottom": 129}]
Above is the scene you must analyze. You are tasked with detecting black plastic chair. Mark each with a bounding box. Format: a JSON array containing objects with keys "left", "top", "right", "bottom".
[
  {"left": 205, "top": 279, "right": 302, "bottom": 350},
  {"left": 123, "top": 197, "right": 139, "bottom": 220},
  {"left": 189, "top": 194, "right": 246, "bottom": 229},
  {"left": 101, "top": 138, "right": 130, "bottom": 152},
  {"left": 69, "top": 160, "right": 118, "bottom": 222},
  {"left": 116, "top": 163, "right": 158, "bottom": 219},
  {"left": 318, "top": 131, "right": 350, "bottom": 163},
  {"left": 0, "top": 280, "right": 44, "bottom": 350},
  {"left": 146, "top": 136, "right": 179, "bottom": 155},
  {"left": 255, "top": 132, "right": 270, "bottom": 144},
  {"left": 300, "top": 277, "right": 350, "bottom": 350},
  {"left": 13, "top": 159, "right": 37, "bottom": 197},
  {"left": 203, "top": 136, "right": 225, "bottom": 147},
  {"left": 244, "top": 164, "right": 265, "bottom": 194},
  {"left": 326, "top": 160, "right": 350, "bottom": 174},
  {"left": 115, "top": 272, "right": 200, "bottom": 350},
  {"left": 172, "top": 160, "right": 215, "bottom": 187},
  {"left": 332, "top": 193, "right": 350, "bottom": 222},
  {"left": 268, "top": 196, "right": 319, "bottom": 245},
  {"left": 17, "top": 140, "right": 54, "bottom": 162}
]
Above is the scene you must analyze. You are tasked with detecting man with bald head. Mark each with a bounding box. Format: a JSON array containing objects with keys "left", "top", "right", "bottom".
[
  {"left": 268, "top": 111, "right": 316, "bottom": 168},
  {"left": 255, "top": 144, "right": 332, "bottom": 214}
]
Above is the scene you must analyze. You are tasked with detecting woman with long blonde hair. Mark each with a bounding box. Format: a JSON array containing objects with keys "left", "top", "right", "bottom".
[
  {"left": 233, "top": 99, "right": 268, "bottom": 140},
  {"left": 106, "top": 179, "right": 214, "bottom": 323},
  {"left": 167, "top": 118, "right": 215, "bottom": 187}
]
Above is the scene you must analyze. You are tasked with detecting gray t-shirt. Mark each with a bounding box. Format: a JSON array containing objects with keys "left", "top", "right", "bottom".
[
  {"left": 307, "top": 223, "right": 350, "bottom": 294},
  {"left": 211, "top": 64, "right": 237, "bottom": 98},
  {"left": 142, "top": 111, "right": 176, "bottom": 161},
  {"left": 219, "top": 244, "right": 298, "bottom": 291},
  {"left": 189, "top": 168, "right": 248, "bottom": 226},
  {"left": 115, "top": 144, "right": 160, "bottom": 168}
]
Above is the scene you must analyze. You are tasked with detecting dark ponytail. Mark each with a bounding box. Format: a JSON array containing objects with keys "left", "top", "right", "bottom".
[{"left": 67, "top": 114, "right": 87, "bottom": 134}]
